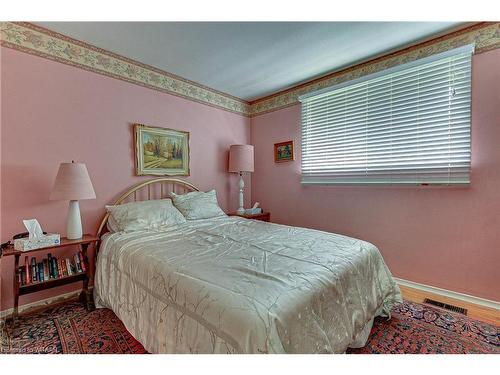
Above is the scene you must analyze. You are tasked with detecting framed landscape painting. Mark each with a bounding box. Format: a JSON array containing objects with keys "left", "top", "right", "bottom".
[
  {"left": 274, "top": 140, "right": 295, "bottom": 163},
  {"left": 134, "top": 124, "right": 190, "bottom": 176}
]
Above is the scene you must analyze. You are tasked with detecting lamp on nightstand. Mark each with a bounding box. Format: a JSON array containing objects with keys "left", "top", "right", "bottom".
[
  {"left": 228, "top": 144, "right": 254, "bottom": 215},
  {"left": 50, "top": 161, "right": 96, "bottom": 239}
]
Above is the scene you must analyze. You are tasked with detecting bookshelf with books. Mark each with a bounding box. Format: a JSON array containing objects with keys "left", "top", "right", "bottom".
[
  {"left": 17, "top": 250, "right": 88, "bottom": 293},
  {"left": 3, "top": 234, "right": 98, "bottom": 323}
]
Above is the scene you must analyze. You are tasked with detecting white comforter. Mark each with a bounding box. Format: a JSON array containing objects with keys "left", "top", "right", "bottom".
[{"left": 94, "top": 216, "right": 401, "bottom": 353}]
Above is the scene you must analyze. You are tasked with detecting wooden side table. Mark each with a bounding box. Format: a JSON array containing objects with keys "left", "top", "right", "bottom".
[
  {"left": 2, "top": 234, "right": 97, "bottom": 324},
  {"left": 227, "top": 211, "right": 271, "bottom": 222}
]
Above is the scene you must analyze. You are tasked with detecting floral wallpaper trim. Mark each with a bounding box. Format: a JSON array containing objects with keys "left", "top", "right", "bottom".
[
  {"left": 249, "top": 22, "right": 500, "bottom": 117},
  {"left": 2, "top": 22, "right": 499, "bottom": 118},
  {"left": 0, "top": 22, "right": 251, "bottom": 116}
]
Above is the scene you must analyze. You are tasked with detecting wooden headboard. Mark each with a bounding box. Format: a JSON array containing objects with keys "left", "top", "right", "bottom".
[{"left": 95, "top": 177, "right": 199, "bottom": 249}]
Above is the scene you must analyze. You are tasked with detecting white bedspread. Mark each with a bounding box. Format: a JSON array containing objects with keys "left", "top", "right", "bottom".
[{"left": 94, "top": 216, "right": 402, "bottom": 353}]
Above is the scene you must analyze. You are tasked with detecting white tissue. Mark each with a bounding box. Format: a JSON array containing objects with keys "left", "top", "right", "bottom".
[{"left": 23, "top": 219, "right": 44, "bottom": 239}]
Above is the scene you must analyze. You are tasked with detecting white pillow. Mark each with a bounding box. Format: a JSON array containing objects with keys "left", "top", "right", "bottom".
[
  {"left": 106, "top": 214, "right": 120, "bottom": 232},
  {"left": 105, "top": 199, "right": 186, "bottom": 232},
  {"left": 170, "top": 190, "right": 226, "bottom": 220}
]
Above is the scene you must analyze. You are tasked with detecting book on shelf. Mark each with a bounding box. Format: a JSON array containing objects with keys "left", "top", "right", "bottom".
[
  {"left": 37, "top": 262, "right": 44, "bottom": 282},
  {"left": 57, "top": 259, "right": 63, "bottom": 278},
  {"left": 43, "top": 259, "right": 49, "bottom": 281},
  {"left": 24, "top": 256, "right": 30, "bottom": 284},
  {"left": 78, "top": 251, "right": 87, "bottom": 272},
  {"left": 65, "top": 258, "right": 73, "bottom": 276},
  {"left": 47, "top": 253, "right": 53, "bottom": 279},
  {"left": 61, "top": 258, "right": 68, "bottom": 276},
  {"left": 74, "top": 253, "right": 82, "bottom": 273},
  {"left": 51, "top": 256, "right": 58, "bottom": 279},
  {"left": 31, "top": 257, "right": 37, "bottom": 283}
]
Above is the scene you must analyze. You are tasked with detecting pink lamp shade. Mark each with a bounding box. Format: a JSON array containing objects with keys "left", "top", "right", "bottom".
[
  {"left": 228, "top": 145, "right": 254, "bottom": 173},
  {"left": 49, "top": 162, "right": 96, "bottom": 201}
]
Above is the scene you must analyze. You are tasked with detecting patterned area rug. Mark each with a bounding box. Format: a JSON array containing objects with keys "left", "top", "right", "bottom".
[
  {"left": 1, "top": 300, "right": 498, "bottom": 354},
  {"left": 348, "top": 301, "right": 499, "bottom": 354},
  {"left": 1, "top": 302, "right": 146, "bottom": 354}
]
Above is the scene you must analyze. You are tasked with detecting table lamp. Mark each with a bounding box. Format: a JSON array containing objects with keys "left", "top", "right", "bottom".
[
  {"left": 50, "top": 161, "right": 96, "bottom": 239},
  {"left": 228, "top": 145, "right": 254, "bottom": 214}
]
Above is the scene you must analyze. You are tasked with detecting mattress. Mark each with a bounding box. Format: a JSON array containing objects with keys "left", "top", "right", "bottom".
[{"left": 94, "top": 216, "right": 402, "bottom": 353}]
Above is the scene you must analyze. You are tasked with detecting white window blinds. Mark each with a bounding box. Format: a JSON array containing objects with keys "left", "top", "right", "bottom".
[{"left": 300, "top": 45, "right": 473, "bottom": 185}]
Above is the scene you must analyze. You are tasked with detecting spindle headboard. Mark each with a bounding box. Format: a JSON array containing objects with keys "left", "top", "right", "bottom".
[{"left": 95, "top": 177, "right": 199, "bottom": 243}]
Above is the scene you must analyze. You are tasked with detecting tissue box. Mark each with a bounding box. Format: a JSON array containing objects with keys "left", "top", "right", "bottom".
[
  {"left": 14, "top": 234, "right": 61, "bottom": 251},
  {"left": 244, "top": 208, "right": 263, "bottom": 215}
]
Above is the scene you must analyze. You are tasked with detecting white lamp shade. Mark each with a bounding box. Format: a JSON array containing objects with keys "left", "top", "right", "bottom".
[
  {"left": 228, "top": 145, "right": 254, "bottom": 173},
  {"left": 50, "top": 162, "right": 96, "bottom": 201}
]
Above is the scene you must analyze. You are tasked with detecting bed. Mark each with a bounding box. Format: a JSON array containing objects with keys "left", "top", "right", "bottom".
[{"left": 93, "top": 178, "right": 402, "bottom": 353}]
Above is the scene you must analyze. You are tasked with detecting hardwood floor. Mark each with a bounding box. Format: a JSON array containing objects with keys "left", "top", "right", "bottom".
[{"left": 399, "top": 284, "right": 500, "bottom": 326}]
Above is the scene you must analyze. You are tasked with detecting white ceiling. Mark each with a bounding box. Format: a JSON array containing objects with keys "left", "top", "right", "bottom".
[{"left": 36, "top": 22, "right": 464, "bottom": 101}]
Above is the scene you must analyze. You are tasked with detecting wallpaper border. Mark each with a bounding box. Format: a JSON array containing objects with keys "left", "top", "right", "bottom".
[
  {"left": 1, "top": 22, "right": 499, "bottom": 118},
  {"left": 0, "top": 22, "right": 251, "bottom": 116},
  {"left": 249, "top": 22, "right": 500, "bottom": 117}
]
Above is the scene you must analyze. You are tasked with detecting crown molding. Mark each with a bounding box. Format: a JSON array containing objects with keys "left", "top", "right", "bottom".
[
  {"left": 0, "top": 22, "right": 251, "bottom": 116},
  {"left": 249, "top": 22, "right": 500, "bottom": 117},
  {"left": 2, "top": 22, "right": 499, "bottom": 118}
]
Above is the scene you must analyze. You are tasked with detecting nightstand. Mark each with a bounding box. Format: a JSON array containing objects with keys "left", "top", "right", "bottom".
[
  {"left": 228, "top": 211, "right": 271, "bottom": 222},
  {"left": 2, "top": 234, "right": 97, "bottom": 324}
]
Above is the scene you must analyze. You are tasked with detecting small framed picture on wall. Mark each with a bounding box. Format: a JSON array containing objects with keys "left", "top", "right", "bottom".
[{"left": 274, "top": 140, "right": 295, "bottom": 163}]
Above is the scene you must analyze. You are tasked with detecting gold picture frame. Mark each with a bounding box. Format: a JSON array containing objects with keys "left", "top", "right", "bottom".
[
  {"left": 134, "top": 124, "right": 190, "bottom": 176},
  {"left": 274, "top": 140, "right": 295, "bottom": 163}
]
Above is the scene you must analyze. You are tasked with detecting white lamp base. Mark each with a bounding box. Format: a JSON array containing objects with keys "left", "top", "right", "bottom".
[
  {"left": 67, "top": 200, "right": 83, "bottom": 239},
  {"left": 237, "top": 173, "right": 245, "bottom": 215}
]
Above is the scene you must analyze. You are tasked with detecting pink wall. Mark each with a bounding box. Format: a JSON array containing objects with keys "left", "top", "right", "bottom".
[
  {"left": 0, "top": 47, "right": 251, "bottom": 311},
  {"left": 251, "top": 48, "right": 500, "bottom": 302}
]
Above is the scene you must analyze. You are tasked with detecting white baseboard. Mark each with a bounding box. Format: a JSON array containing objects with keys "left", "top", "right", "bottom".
[
  {"left": 395, "top": 277, "right": 500, "bottom": 310},
  {"left": 0, "top": 289, "right": 85, "bottom": 319}
]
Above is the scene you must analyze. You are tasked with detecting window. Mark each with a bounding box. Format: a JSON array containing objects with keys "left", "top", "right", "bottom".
[{"left": 300, "top": 45, "right": 473, "bottom": 185}]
